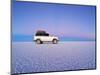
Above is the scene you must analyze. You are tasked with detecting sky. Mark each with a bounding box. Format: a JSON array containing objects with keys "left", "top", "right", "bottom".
[{"left": 12, "top": 1, "right": 96, "bottom": 42}]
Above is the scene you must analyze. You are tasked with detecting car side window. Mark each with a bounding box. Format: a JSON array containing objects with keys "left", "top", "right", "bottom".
[
  {"left": 45, "top": 33, "right": 49, "bottom": 36},
  {"left": 35, "top": 31, "right": 49, "bottom": 36}
]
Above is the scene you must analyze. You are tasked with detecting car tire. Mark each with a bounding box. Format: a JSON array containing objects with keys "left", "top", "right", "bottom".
[
  {"left": 52, "top": 39, "right": 58, "bottom": 44},
  {"left": 36, "top": 39, "right": 42, "bottom": 44}
]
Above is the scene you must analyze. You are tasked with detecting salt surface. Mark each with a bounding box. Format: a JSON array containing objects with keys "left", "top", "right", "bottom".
[{"left": 12, "top": 41, "right": 96, "bottom": 74}]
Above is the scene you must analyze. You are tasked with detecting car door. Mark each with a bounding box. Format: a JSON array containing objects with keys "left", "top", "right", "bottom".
[
  {"left": 41, "top": 36, "right": 49, "bottom": 41},
  {"left": 41, "top": 33, "right": 51, "bottom": 41}
]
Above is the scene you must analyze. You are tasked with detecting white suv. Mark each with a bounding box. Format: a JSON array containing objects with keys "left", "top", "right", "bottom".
[{"left": 34, "top": 30, "right": 59, "bottom": 44}]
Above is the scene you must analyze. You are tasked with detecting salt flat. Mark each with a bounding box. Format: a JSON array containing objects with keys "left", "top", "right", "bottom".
[{"left": 12, "top": 41, "right": 96, "bottom": 74}]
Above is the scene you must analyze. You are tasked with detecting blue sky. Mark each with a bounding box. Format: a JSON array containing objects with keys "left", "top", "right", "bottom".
[{"left": 12, "top": 1, "right": 96, "bottom": 42}]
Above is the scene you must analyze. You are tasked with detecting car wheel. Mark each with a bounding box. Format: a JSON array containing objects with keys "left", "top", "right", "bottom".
[
  {"left": 36, "top": 39, "right": 42, "bottom": 44},
  {"left": 52, "top": 39, "right": 58, "bottom": 44}
]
